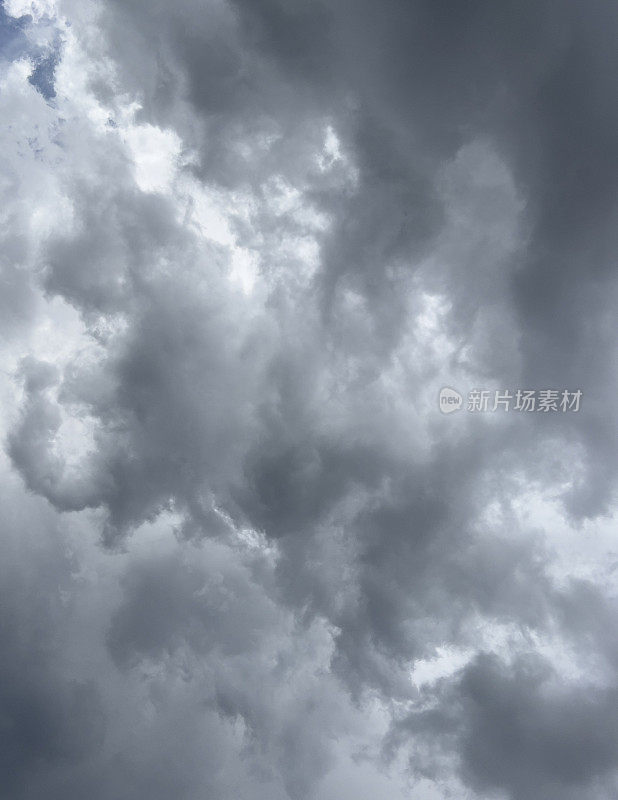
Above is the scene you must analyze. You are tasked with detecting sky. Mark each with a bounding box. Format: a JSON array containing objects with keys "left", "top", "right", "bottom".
[{"left": 0, "top": 1, "right": 617, "bottom": 798}]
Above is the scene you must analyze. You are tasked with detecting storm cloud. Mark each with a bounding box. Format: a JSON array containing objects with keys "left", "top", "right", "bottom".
[{"left": 1, "top": 0, "right": 617, "bottom": 798}]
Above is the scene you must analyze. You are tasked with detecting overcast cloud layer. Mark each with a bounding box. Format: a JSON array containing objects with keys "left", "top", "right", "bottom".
[{"left": 1, "top": 1, "right": 617, "bottom": 798}]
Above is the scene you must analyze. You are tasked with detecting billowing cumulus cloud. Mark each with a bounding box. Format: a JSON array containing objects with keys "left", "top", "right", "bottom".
[{"left": 1, "top": 0, "right": 617, "bottom": 798}]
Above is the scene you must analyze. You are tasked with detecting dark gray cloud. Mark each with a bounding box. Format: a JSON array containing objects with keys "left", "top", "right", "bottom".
[
  {"left": 0, "top": 476, "right": 105, "bottom": 800},
  {"left": 390, "top": 652, "right": 618, "bottom": 799},
  {"left": 1, "top": 0, "right": 617, "bottom": 797}
]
